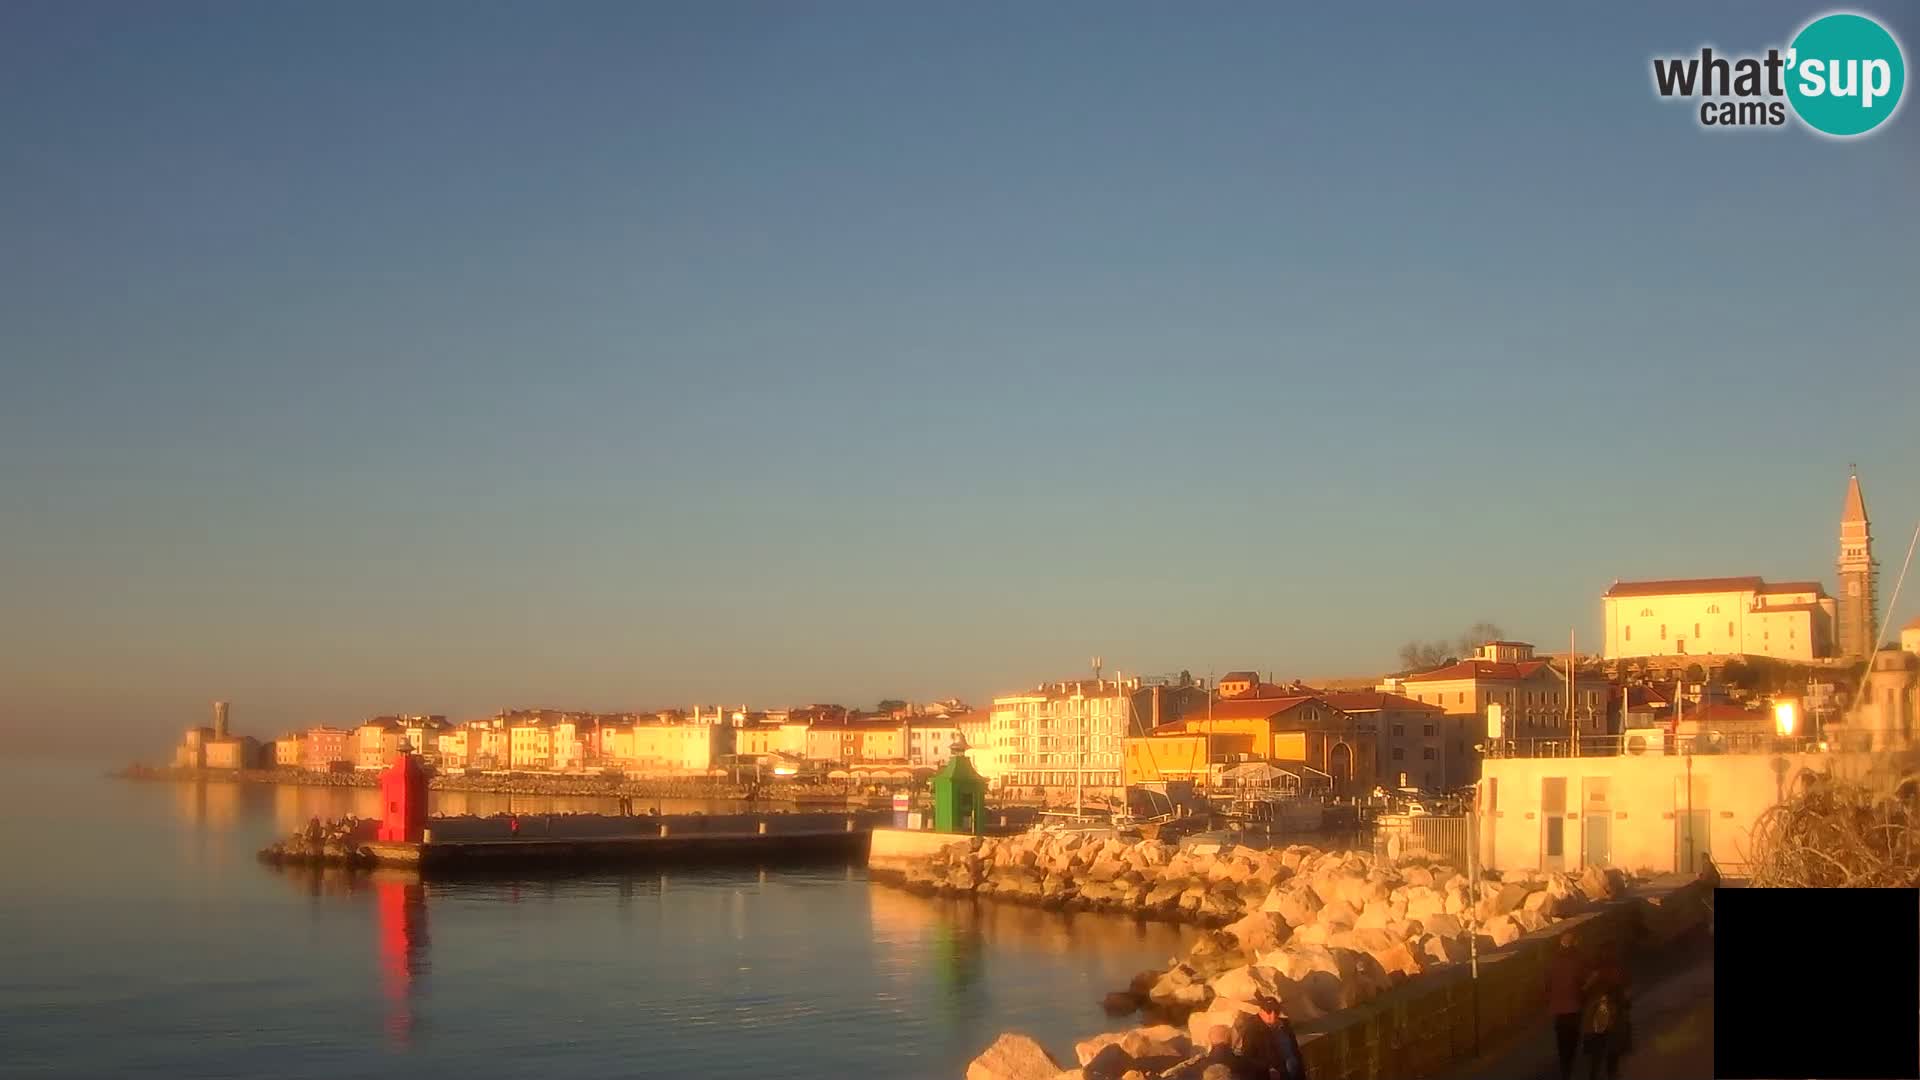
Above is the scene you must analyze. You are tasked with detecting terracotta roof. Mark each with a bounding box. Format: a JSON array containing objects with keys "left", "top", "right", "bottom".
[
  {"left": 1404, "top": 659, "right": 1561, "bottom": 683},
  {"left": 1319, "top": 691, "right": 1445, "bottom": 714},
  {"left": 1757, "top": 581, "right": 1826, "bottom": 595},
  {"left": 1605, "top": 576, "right": 1763, "bottom": 597},
  {"left": 1219, "top": 671, "right": 1261, "bottom": 684}
]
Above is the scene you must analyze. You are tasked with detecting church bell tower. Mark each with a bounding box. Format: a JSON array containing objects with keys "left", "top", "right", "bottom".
[{"left": 1837, "top": 470, "right": 1879, "bottom": 660}]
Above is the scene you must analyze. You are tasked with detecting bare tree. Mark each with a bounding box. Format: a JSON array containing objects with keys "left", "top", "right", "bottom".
[
  {"left": 1456, "top": 621, "right": 1505, "bottom": 658},
  {"left": 1397, "top": 639, "right": 1453, "bottom": 672}
]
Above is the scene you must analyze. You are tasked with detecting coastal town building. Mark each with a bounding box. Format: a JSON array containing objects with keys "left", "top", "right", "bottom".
[
  {"left": 612, "top": 718, "right": 725, "bottom": 775},
  {"left": 357, "top": 718, "right": 406, "bottom": 769},
  {"left": 955, "top": 712, "right": 1002, "bottom": 784},
  {"left": 508, "top": 718, "right": 552, "bottom": 770},
  {"left": 273, "top": 735, "right": 302, "bottom": 767},
  {"left": 1121, "top": 694, "right": 1378, "bottom": 797},
  {"left": 1831, "top": 648, "right": 1919, "bottom": 752},
  {"left": 302, "top": 727, "right": 354, "bottom": 770},
  {"left": 1319, "top": 691, "right": 1463, "bottom": 791},
  {"left": 175, "top": 726, "right": 214, "bottom": 768},
  {"left": 803, "top": 718, "right": 906, "bottom": 764},
  {"left": 990, "top": 677, "right": 1142, "bottom": 798},
  {"left": 204, "top": 735, "right": 261, "bottom": 770},
  {"left": 1397, "top": 641, "right": 1612, "bottom": 745},
  {"left": 1601, "top": 576, "right": 1837, "bottom": 663},
  {"left": 904, "top": 720, "right": 962, "bottom": 767},
  {"left": 1837, "top": 472, "right": 1879, "bottom": 661}
]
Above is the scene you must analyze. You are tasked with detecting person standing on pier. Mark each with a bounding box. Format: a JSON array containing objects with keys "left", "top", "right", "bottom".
[
  {"left": 509, "top": 813, "right": 520, "bottom": 839},
  {"left": 1546, "top": 931, "right": 1590, "bottom": 1080}
]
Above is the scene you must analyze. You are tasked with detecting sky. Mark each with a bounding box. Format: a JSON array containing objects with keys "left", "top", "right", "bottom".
[{"left": 2, "top": 2, "right": 1916, "bottom": 755}]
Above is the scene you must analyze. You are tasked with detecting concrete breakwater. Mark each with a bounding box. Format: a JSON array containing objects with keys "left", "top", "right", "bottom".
[
  {"left": 118, "top": 763, "right": 853, "bottom": 802},
  {"left": 261, "top": 810, "right": 887, "bottom": 873},
  {"left": 868, "top": 830, "right": 1708, "bottom": 1080}
]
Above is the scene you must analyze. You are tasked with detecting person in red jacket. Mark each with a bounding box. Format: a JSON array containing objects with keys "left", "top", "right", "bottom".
[{"left": 1545, "top": 931, "right": 1589, "bottom": 1080}]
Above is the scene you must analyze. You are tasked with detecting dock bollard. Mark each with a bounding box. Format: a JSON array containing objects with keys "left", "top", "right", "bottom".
[
  {"left": 659, "top": 824, "right": 669, "bottom": 837},
  {"left": 422, "top": 829, "right": 433, "bottom": 843},
  {"left": 845, "top": 817, "right": 854, "bottom": 832},
  {"left": 758, "top": 821, "right": 768, "bottom": 835}
]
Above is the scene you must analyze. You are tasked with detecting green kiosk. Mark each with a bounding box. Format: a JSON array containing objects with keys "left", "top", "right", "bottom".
[{"left": 930, "top": 738, "right": 987, "bottom": 835}]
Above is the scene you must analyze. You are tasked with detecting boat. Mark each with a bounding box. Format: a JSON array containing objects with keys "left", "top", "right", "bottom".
[{"left": 1215, "top": 790, "right": 1328, "bottom": 837}]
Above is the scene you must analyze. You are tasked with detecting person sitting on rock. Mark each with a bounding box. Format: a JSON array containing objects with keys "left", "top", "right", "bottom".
[{"left": 1192, "top": 1023, "right": 1260, "bottom": 1080}]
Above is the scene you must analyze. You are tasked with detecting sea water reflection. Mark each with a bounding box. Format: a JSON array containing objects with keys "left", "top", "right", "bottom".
[{"left": 246, "top": 831, "right": 1193, "bottom": 1076}]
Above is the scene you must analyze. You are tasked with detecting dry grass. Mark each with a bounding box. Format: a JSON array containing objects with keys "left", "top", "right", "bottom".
[{"left": 1744, "top": 769, "right": 1920, "bottom": 888}]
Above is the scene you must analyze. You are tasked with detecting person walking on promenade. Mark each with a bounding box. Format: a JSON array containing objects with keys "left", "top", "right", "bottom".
[
  {"left": 1237, "top": 994, "right": 1308, "bottom": 1080},
  {"left": 1546, "top": 931, "right": 1589, "bottom": 1080},
  {"left": 1582, "top": 946, "right": 1632, "bottom": 1080},
  {"left": 508, "top": 813, "right": 520, "bottom": 839}
]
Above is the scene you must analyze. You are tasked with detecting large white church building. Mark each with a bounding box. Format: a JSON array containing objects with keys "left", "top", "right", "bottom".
[{"left": 1600, "top": 473, "right": 1877, "bottom": 664}]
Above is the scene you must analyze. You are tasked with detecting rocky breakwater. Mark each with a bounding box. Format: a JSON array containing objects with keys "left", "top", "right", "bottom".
[
  {"left": 258, "top": 815, "right": 377, "bottom": 868},
  {"left": 951, "top": 833, "right": 1636, "bottom": 1080}
]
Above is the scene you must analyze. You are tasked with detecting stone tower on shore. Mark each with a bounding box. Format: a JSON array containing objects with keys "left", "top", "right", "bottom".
[{"left": 1837, "top": 471, "right": 1879, "bottom": 660}]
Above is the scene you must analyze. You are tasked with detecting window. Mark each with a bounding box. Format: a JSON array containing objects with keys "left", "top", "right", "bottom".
[
  {"left": 1660, "top": 624, "right": 1667, "bottom": 640},
  {"left": 1422, "top": 748, "right": 1436, "bottom": 760},
  {"left": 1391, "top": 724, "right": 1404, "bottom": 736},
  {"left": 1640, "top": 607, "right": 1653, "bottom": 617},
  {"left": 1728, "top": 621, "right": 1735, "bottom": 638},
  {"left": 1706, "top": 604, "right": 1720, "bottom": 614},
  {"left": 1423, "top": 724, "right": 1436, "bottom": 736},
  {"left": 1625, "top": 626, "right": 1631, "bottom": 642},
  {"left": 1457, "top": 692, "right": 1465, "bottom": 704},
  {"left": 1391, "top": 748, "right": 1405, "bottom": 761}
]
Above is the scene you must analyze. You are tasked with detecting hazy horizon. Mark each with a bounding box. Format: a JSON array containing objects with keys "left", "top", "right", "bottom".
[{"left": 4, "top": 1, "right": 1916, "bottom": 750}]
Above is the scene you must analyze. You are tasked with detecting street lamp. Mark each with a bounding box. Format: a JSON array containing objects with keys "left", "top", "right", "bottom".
[{"left": 1774, "top": 700, "right": 1800, "bottom": 739}]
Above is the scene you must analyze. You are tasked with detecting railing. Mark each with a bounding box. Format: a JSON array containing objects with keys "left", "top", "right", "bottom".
[{"left": 1486, "top": 733, "right": 1823, "bottom": 758}]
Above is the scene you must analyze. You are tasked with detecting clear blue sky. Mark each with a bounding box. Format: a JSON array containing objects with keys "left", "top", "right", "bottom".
[{"left": 3, "top": 2, "right": 1915, "bottom": 753}]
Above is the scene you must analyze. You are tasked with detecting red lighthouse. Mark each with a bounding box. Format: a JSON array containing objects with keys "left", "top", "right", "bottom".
[{"left": 377, "top": 744, "right": 428, "bottom": 843}]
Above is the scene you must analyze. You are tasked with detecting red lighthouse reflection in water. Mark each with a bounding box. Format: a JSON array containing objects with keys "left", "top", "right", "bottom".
[{"left": 376, "top": 876, "right": 430, "bottom": 1045}]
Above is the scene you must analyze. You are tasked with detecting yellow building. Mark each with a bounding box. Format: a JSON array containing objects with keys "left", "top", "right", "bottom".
[
  {"left": 1601, "top": 577, "right": 1836, "bottom": 662},
  {"left": 435, "top": 726, "right": 466, "bottom": 768},
  {"left": 508, "top": 721, "right": 551, "bottom": 770},
  {"left": 204, "top": 736, "right": 258, "bottom": 770},
  {"left": 273, "top": 735, "right": 303, "bottom": 767},
  {"left": 1124, "top": 695, "right": 1375, "bottom": 795},
  {"left": 1900, "top": 615, "right": 1920, "bottom": 658},
  {"left": 621, "top": 721, "right": 723, "bottom": 775},
  {"left": 356, "top": 720, "right": 404, "bottom": 769}
]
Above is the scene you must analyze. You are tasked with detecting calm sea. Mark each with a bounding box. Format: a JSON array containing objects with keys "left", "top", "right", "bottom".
[{"left": 0, "top": 759, "right": 1193, "bottom": 1079}]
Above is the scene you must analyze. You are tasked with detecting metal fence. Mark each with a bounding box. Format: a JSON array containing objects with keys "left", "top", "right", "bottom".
[
  {"left": 1486, "top": 732, "right": 1822, "bottom": 759},
  {"left": 1373, "top": 813, "right": 1473, "bottom": 870}
]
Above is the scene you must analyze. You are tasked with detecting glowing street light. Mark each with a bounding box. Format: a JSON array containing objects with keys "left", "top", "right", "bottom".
[{"left": 1773, "top": 700, "right": 1800, "bottom": 738}]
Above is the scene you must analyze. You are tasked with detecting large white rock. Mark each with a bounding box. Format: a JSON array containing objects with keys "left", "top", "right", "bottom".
[
  {"left": 1209, "top": 963, "right": 1282, "bottom": 1005},
  {"left": 1480, "top": 915, "right": 1522, "bottom": 948},
  {"left": 1316, "top": 899, "right": 1360, "bottom": 930},
  {"left": 1073, "top": 1033, "right": 1125, "bottom": 1067},
  {"left": 1222, "top": 911, "right": 1291, "bottom": 955},
  {"left": 1419, "top": 932, "right": 1469, "bottom": 966},
  {"left": 968, "top": 1033, "right": 1064, "bottom": 1080},
  {"left": 1402, "top": 885, "right": 1445, "bottom": 923},
  {"left": 1262, "top": 884, "right": 1324, "bottom": 927},
  {"left": 1419, "top": 913, "right": 1465, "bottom": 940}
]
